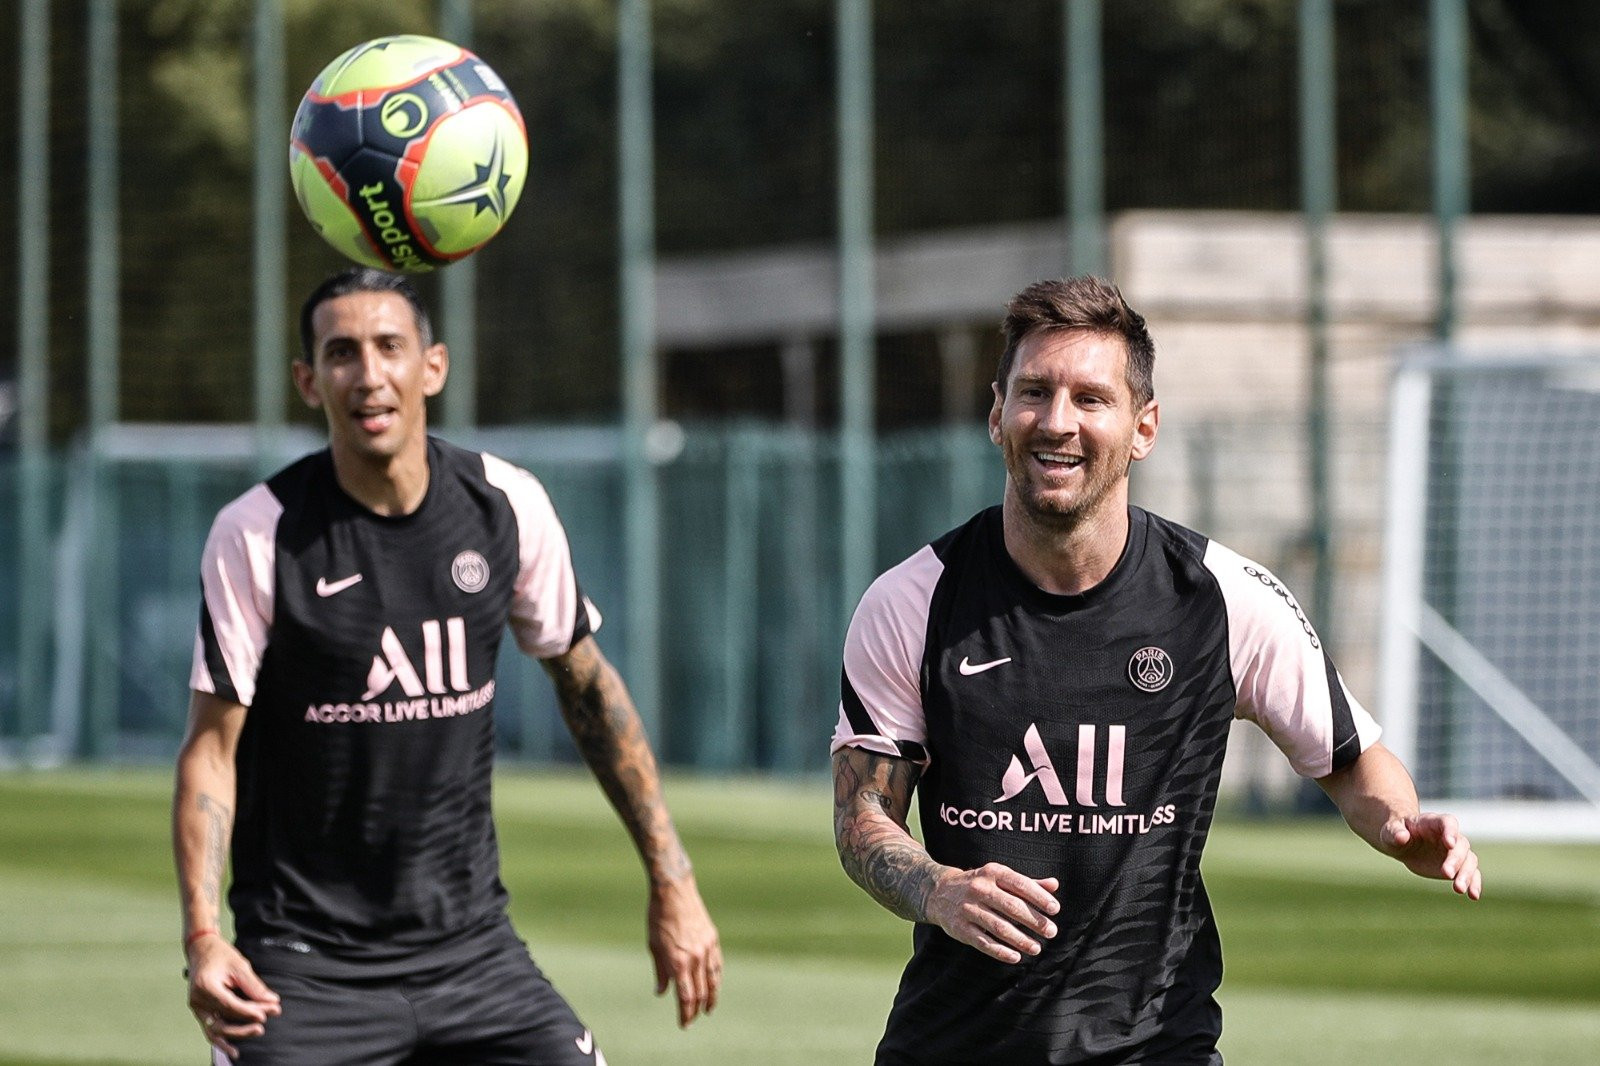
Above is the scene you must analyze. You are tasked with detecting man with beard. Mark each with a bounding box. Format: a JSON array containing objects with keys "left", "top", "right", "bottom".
[{"left": 830, "top": 275, "right": 1481, "bottom": 1065}]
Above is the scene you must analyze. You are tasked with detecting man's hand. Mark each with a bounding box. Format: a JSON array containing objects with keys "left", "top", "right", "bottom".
[
  {"left": 1316, "top": 744, "right": 1484, "bottom": 902},
  {"left": 1380, "top": 812, "right": 1483, "bottom": 900},
  {"left": 923, "top": 863, "right": 1061, "bottom": 964},
  {"left": 832, "top": 747, "right": 1061, "bottom": 964},
  {"left": 647, "top": 872, "right": 723, "bottom": 1027},
  {"left": 186, "top": 934, "right": 281, "bottom": 1059}
]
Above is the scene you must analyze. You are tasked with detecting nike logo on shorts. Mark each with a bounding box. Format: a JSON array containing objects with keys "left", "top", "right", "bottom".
[
  {"left": 316, "top": 573, "right": 363, "bottom": 597},
  {"left": 576, "top": 1029, "right": 606, "bottom": 1063},
  {"left": 958, "top": 655, "right": 1012, "bottom": 675}
]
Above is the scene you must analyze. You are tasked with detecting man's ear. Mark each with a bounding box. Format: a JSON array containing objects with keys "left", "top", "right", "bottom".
[
  {"left": 988, "top": 381, "right": 1004, "bottom": 446},
  {"left": 424, "top": 343, "right": 449, "bottom": 398},
  {"left": 292, "top": 359, "right": 321, "bottom": 409},
  {"left": 1130, "top": 399, "right": 1160, "bottom": 461}
]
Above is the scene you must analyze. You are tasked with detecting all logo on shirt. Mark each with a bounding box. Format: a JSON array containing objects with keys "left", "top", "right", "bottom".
[
  {"left": 995, "top": 723, "right": 1126, "bottom": 807},
  {"left": 937, "top": 722, "right": 1178, "bottom": 837},
  {"left": 302, "top": 617, "right": 497, "bottom": 726},
  {"left": 364, "top": 617, "right": 472, "bottom": 699}
]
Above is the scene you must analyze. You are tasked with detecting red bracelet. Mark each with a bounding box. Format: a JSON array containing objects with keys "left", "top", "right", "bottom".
[{"left": 184, "top": 928, "right": 219, "bottom": 949}]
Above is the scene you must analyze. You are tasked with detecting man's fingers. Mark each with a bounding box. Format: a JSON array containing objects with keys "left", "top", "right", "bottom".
[
  {"left": 966, "top": 927, "right": 1026, "bottom": 965},
  {"left": 686, "top": 944, "right": 721, "bottom": 1021},
  {"left": 702, "top": 951, "right": 721, "bottom": 1016},
  {"left": 681, "top": 945, "right": 722, "bottom": 1025},
  {"left": 966, "top": 864, "right": 1056, "bottom": 928},
  {"left": 194, "top": 1011, "right": 248, "bottom": 1060},
  {"left": 209, "top": 1016, "right": 267, "bottom": 1040},
  {"left": 961, "top": 902, "right": 1046, "bottom": 959},
  {"left": 1452, "top": 847, "right": 1481, "bottom": 898},
  {"left": 652, "top": 950, "right": 670, "bottom": 996},
  {"left": 1410, "top": 812, "right": 1461, "bottom": 847},
  {"left": 985, "top": 889, "right": 1062, "bottom": 941},
  {"left": 1390, "top": 812, "right": 1483, "bottom": 900},
  {"left": 673, "top": 956, "right": 702, "bottom": 1028},
  {"left": 653, "top": 936, "right": 721, "bottom": 1025},
  {"left": 1441, "top": 833, "right": 1470, "bottom": 878},
  {"left": 988, "top": 865, "right": 1061, "bottom": 916},
  {"left": 983, "top": 888, "right": 1058, "bottom": 940},
  {"left": 234, "top": 967, "right": 281, "bottom": 1011},
  {"left": 209, "top": 984, "right": 275, "bottom": 1024},
  {"left": 684, "top": 947, "right": 723, "bottom": 1024}
]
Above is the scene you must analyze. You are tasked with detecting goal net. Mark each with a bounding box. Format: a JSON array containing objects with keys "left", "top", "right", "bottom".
[{"left": 1380, "top": 348, "right": 1600, "bottom": 840}]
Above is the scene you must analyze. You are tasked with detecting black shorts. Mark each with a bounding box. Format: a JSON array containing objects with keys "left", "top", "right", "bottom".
[{"left": 220, "top": 926, "right": 605, "bottom": 1066}]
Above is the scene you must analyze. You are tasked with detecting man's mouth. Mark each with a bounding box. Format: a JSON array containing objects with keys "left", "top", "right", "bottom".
[
  {"left": 1032, "top": 450, "right": 1085, "bottom": 470},
  {"left": 354, "top": 407, "right": 396, "bottom": 434}
]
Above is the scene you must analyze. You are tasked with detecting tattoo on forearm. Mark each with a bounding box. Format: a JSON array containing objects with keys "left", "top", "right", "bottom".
[
  {"left": 197, "top": 793, "right": 231, "bottom": 919},
  {"left": 545, "top": 640, "right": 691, "bottom": 883},
  {"left": 833, "top": 750, "right": 938, "bottom": 922}
]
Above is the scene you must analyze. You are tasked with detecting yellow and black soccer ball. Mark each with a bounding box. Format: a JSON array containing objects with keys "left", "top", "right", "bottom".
[{"left": 289, "top": 35, "right": 528, "bottom": 273}]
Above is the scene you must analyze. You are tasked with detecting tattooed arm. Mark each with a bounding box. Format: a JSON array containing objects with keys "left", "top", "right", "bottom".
[
  {"left": 541, "top": 635, "right": 722, "bottom": 1027},
  {"left": 832, "top": 746, "right": 1061, "bottom": 964},
  {"left": 831, "top": 745, "right": 939, "bottom": 921},
  {"left": 172, "top": 689, "right": 279, "bottom": 1056}
]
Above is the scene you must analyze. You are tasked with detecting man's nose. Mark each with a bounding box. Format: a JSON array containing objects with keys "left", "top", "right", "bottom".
[
  {"left": 1037, "top": 390, "right": 1078, "bottom": 435},
  {"left": 355, "top": 346, "right": 385, "bottom": 387}
]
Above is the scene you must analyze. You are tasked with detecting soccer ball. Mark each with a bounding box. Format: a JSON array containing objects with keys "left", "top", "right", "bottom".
[{"left": 289, "top": 35, "right": 528, "bottom": 273}]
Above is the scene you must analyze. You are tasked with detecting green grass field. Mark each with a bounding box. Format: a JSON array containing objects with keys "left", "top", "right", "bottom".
[{"left": 2, "top": 768, "right": 1598, "bottom": 1065}]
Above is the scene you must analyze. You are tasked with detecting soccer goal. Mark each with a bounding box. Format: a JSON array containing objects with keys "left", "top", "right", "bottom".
[{"left": 1380, "top": 347, "right": 1600, "bottom": 841}]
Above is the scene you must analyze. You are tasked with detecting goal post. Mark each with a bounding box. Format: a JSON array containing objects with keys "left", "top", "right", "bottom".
[{"left": 1380, "top": 347, "right": 1600, "bottom": 841}]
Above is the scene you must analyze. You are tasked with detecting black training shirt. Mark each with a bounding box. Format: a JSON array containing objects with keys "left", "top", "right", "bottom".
[
  {"left": 192, "top": 437, "right": 594, "bottom": 975},
  {"left": 834, "top": 506, "right": 1377, "bottom": 1065}
]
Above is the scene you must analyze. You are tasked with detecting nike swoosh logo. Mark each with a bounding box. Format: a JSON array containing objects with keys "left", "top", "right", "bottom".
[
  {"left": 315, "top": 573, "right": 363, "bottom": 597},
  {"left": 958, "top": 655, "right": 1012, "bottom": 676},
  {"left": 575, "top": 1030, "right": 595, "bottom": 1055}
]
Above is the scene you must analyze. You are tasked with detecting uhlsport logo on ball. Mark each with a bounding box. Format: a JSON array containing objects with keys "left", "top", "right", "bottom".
[{"left": 289, "top": 34, "right": 528, "bottom": 273}]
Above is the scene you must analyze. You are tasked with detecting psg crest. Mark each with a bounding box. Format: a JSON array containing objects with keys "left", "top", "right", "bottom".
[
  {"left": 452, "top": 550, "right": 490, "bottom": 593},
  {"left": 1128, "top": 646, "right": 1174, "bottom": 693}
]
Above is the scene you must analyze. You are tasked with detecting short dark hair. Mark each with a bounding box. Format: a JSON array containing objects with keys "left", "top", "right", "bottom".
[
  {"left": 298, "top": 267, "right": 434, "bottom": 362},
  {"left": 996, "top": 276, "right": 1155, "bottom": 407}
]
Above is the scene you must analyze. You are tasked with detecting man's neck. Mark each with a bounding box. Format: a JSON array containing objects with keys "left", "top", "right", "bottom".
[
  {"left": 330, "top": 441, "right": 430, "bottom": 517},
  {"left": 1000, "top": 490, "right": 1130, "bottom": 597}
]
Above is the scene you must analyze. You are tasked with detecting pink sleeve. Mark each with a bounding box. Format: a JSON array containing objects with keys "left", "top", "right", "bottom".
[
  {"left": 482, "top": 453, "right": 596, "bottom": 659},
  {"left": 830, "top": 545, "right": 944, "bottom": 765},
  {"left": 1204, "top": 540, "right": 1380, "bottom": 778},
  {"left": 190, "top": 484, "right": 281, "bottom": 707}
]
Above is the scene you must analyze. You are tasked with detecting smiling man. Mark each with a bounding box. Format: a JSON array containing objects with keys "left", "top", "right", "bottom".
[
  {"left": 173, "top": 267, "right": 720, "bottom": 1065},
  {"left": 831, "top": 275, "right": 1481, "bottom": 1065}
]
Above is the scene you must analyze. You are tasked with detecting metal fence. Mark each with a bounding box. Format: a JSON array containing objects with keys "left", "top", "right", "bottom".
[
  {"left": 0, "top": 421, "right": 1006, "bottom": 769},
  {"left": 1, "top": 412, "right": 1396, "bottom": 774}
]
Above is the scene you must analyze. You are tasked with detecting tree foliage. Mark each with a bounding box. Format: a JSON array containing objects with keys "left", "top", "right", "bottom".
[{"left": 9, "top": 0, "right": 1598, "bottom": 431}]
